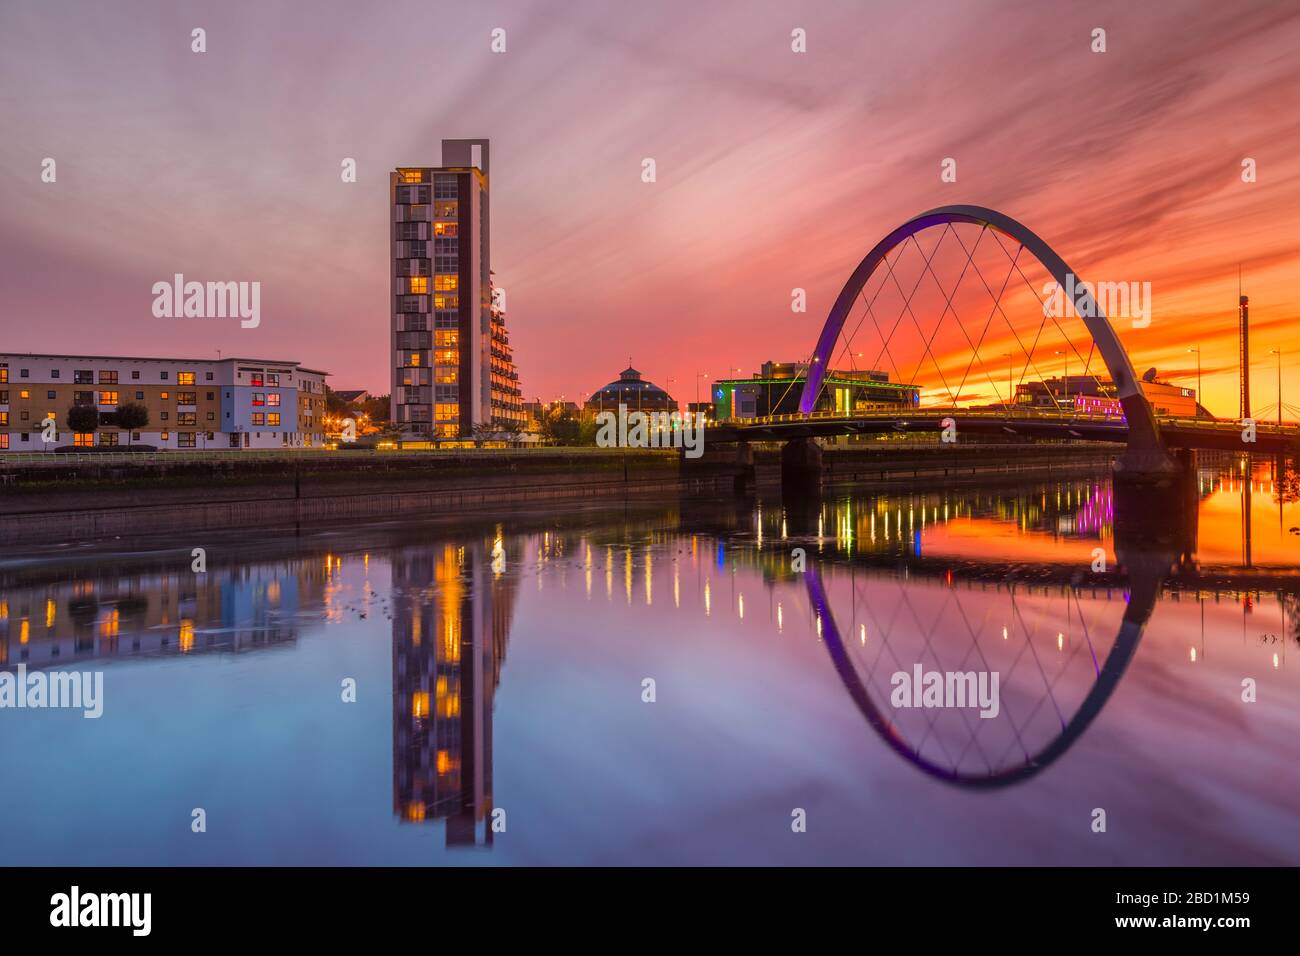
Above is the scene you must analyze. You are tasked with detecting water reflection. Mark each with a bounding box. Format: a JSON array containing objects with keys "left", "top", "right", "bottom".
[
  {"left": 391, "top": 536, "right": 518, "bottom": 843},
  {"left": 1, "top": 452, "right": 1298, "bottom": 863}
]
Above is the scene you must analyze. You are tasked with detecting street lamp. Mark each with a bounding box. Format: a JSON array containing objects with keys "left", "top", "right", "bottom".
[
  {"left": 695, "top": 371, "right": 709, "bottom": 409},
  {"left": 1187, "top": 347, "right": 1201, "bottom": 418},
  {"left": 1003, "top": 352, "right": 1014, "bottom": 410}
]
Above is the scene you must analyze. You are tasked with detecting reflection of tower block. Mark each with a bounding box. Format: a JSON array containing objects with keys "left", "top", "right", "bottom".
[{"left": 391, "top": 535, "right": 518, "bottom": 847}]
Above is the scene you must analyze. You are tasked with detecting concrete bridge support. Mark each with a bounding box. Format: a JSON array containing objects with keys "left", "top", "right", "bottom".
[
  {"left": 781, "top": 437, "right": 823, "bottom": 497},
  {"left": 734, "top": 441, "right": 755, "bottom": 495}
]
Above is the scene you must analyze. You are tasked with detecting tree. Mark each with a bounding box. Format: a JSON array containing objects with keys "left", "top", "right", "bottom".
[
  {"left": 360, "top": 394, "right": 390, "bottom": 424},
  {"left": 323, "top": 385, "right": 354, "bottom": 418},
  {"left": 539, "top": 406, "right": 582, "bottom": 445},
  {"left": 115, "top": 402, "right": 150, "bottom": 446},
  {"left": 66, "top": 404, "right": 99, "bottom": 442}
]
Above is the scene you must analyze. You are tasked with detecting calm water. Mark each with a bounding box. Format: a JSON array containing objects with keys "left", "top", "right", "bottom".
[{"left": 2, "top": 453, "right": 1299, "bottom": 865}]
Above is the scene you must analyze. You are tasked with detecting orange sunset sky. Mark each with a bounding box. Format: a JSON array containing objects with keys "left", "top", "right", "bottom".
[{"left": 2, "top": 0, "right": 1299, "bottom": 415}]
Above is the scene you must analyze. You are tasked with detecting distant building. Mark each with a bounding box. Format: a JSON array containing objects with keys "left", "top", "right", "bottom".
[
  {"left": 1014, "top": 374, "right": 1197, "bottom": 418},
  {"left": 713, "top": 360, "right": 919, "bottom": 420},
  {"left": 390, "top": 139, "right": 524, "bottom": 440},
  {"left": 333, "top": 389, "right": 371, "bottom": 405},
  {"left": 0, "top": 353, "right": 327, "bottom": 451},
  {"left": 585, "top": 366, "right": 678, "bottom": 414}
]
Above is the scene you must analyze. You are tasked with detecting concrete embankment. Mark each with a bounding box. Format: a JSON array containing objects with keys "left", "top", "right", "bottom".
[
  {"left": 0, "top": 449, "right": 733, "bottom": 545},
  {"left": 0, "top": 441, "right": 1121, "bottom": 545}
]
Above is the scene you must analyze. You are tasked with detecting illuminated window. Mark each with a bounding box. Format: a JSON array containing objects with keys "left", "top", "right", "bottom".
[
  {"left": 434, "top": 200, "right": 457, "bottom": 218},
  {"left": 436, "top": 349, "right": 458, "bottom": 365},
  {"left": 433, "top": 275, "right": 458, "bottom": 292},
  {"left": 177, "top": 392, "right": 196, "bottom": 404},
  {"left": 251, "top": 413, "right": 265, "bottom": 426},
  {"left": 412, "top": 691, "right": 430, "bottom": 719},
  {"left": 73, "top": 432, "right": 93, "bottom": 447},
  {"left": 267, "top": 413, "right": 281, "bottom": 426},
  {"left": 98, "top": 391, "right": 118, "bottom": 405},
  {"left": 409, "top": 276, "right": 428, "bottom": 294},
  {"left": 266, "top": 373, "right": 280, "bottom": 387},
  {"left": 434, "top": 330, "right": 458, "bottom": 347},
  {"left": 433, "top": 222, "right": 457, "bottom": 237},
  {"left": 160, "top": 391, "right": 169, "bottom": 400},
  {"left": 433, "top": 294, "right": 458, "bottom": 310},
  {"left": 435, "top": 368, "right": 458, "bottom": 384},
  {"left": 0, "top": 412, "right": 7, "bottom": 426},
  {"left": 0, "top": 368, "right": 7, "bottom": 383},
  {"left": 177, "top": 372, "right": 195, "bottom": 385},
  {"left": 406, "top": 352, "right": 421, "bottom": 367},
  {"left": 435, "top": 403, "right": 459, "bottom": 421},
  {"left": 250, "top": 373, "right": 263, "bottom": 386},
  {"left": 19, "top": 389, "right": 30, "bottom": 399},
  {"left": 399, "top": 169, "right": 423, "bottom": 184},
  {"left": 266, "top": 393, "right": 280, "bottom": 407},
  {"left": 0, "top": 434, "right": 7, "bottom": 449}
]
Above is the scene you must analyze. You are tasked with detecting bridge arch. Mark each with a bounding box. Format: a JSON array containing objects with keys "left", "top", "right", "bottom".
[
  {"left": 799, "top": 204, "right": 1175, "bottom": 476},
  {"left": 804, "top": 563, "right": 1157, "bottom": 788}
]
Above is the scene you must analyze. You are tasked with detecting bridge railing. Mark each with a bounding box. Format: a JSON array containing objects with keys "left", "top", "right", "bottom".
[{"left": 713, "top": 408, "right": 1132, "bottom": 427}]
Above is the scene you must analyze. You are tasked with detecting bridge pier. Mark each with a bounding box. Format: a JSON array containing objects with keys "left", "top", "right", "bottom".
[
  {"left": 781, "top": 437, "right": 823, "bottom": 497},
  {"left": 734, "top": 441, "right": 755, "bottom": 495}
]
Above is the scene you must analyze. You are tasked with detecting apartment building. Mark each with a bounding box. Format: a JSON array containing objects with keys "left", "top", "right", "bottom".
[
  {"left": 390, "top": 138, "right": 523, "bottom": 439},
  {"left": 0, "top": 353, "right": 328, "bottom": 451}
]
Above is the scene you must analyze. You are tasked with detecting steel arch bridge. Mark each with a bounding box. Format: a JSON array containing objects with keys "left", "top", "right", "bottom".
[
  {"left": 803, "top": 205, "right": 1177, "bottom": 476},
  {"left": 703, "top": 204, "right": 1300, "bottom": 475}
]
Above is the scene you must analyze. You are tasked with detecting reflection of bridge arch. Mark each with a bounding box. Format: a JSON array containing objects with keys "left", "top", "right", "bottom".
[
  {"left": 799, "top": 205, "right": 1173, "bottom": 475},
  {"left": 804, "top": 562, "right": 1158, "bottom": 788}
]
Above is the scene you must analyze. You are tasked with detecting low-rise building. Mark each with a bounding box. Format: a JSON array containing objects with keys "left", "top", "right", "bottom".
[
  {"left": 0, "top": 353, "right": 328, "bottom": 451},
  {"left": 1014, "top": 373, "right": 1198, "bottom": 418},
  {"left": 713, "top": 360, "right": 919, "bottom": 420}
]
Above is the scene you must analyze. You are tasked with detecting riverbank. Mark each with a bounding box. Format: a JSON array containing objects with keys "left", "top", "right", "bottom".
[{"left": 0, "top": 442, "right": 1122, "bottom": 545}]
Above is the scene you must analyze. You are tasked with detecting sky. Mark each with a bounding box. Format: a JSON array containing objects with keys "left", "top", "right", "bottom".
[{"left": 2, "top": 0, "right": 1299, "bottom": 417}]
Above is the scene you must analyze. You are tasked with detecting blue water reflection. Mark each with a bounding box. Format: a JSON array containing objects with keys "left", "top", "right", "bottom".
[{"left": 2, "top": 455, "right": 1299, "bottom": 865}]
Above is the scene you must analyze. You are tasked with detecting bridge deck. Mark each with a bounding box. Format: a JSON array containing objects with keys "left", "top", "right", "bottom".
[{"left": 708, "top": 410, "right": 1298, "bottom": 452}]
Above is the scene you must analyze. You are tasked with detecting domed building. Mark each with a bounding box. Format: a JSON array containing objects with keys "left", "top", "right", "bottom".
[{"left": 585, "top": 366, "right": 678, "bottom": 414}]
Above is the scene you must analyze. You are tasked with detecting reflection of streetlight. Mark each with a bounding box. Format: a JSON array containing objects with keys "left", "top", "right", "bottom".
[{"left": 1187, "top": 347, "right": 1201, "bottom": 417}]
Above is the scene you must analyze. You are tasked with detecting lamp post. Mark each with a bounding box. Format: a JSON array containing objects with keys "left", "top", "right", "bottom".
[
  {"left": 1187, "top": 347, "right": 1201, "bottom": 418},
  {"left": 1054, "top": 349, "right": 1069, "bottom": 407},
  {"left": 1269, "top": 348, "right": 1282, "bottom": 426},
  {"left": 695, "top": 371, "right": 709, "bottom": 410},
  {"left": 1004, "top": 352, "right": 1013, "bottom": 411}
]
